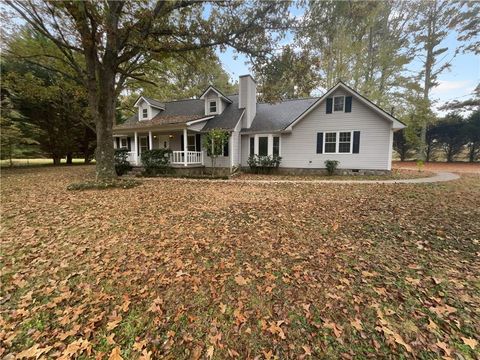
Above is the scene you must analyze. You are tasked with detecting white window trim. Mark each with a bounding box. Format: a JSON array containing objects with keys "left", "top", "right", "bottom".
[
  {"left": 142, "top": 108, "right": 149, "bottom": 118},
  {"left": 187, "top": 134, "right": 196, "bottom": 151},
  {"left": 250, "top": 134, "right": 281, "bottom": 157},
  {"left": 333, "top": 96, "right": 345, "bottom": 112},
  {"left": 139, "top": 135, "right": 149, "bottom": 152},
  {"left": 120, "top": 138, "right": 128, "bottom": 149},
  {"left": 207, "top": 99, "right": 218, "bottom": 115},
  {"left": 323, "top": 130, "right": 355, "bottom": 154}
]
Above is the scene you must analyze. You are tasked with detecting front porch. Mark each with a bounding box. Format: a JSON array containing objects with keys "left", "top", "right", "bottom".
[{"left": 113, "top": 128, "right": 203, "bottom": 166}]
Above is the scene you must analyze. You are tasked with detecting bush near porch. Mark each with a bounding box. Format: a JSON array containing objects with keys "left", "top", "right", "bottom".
[{"left": 141, "top": 149, "right": 173, "bottom": 176}]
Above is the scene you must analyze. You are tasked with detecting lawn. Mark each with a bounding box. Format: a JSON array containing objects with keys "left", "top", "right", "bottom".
[{"left": 1, "top": 165, "right": 479, "bottom": 359}]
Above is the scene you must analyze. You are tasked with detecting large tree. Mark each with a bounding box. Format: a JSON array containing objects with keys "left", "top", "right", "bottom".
[
  {"left": 411, "top": 0, "right": 479, "bottom": 161},
  {"left": 6, "top": 1, "right": 290, "bottom": 181},
  {"left": 253, "top": 45, "right": 319, "bottom": 102},
  {"left": 296, "top": 1, "right": 415, "bottom": 108}
]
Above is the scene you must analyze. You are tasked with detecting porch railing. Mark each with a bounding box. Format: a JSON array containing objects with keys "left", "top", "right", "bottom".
[
  {"left": 171, "top": 151, "right": 203, "bottom": 165},
  {"left": 126, "top": 150, "right": 203, "bottom": 166}
]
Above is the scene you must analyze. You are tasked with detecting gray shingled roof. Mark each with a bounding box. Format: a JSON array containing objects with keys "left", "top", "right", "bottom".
[
  {"left": 115, "top": 93, "right": 320, "bottom": 132},
  {"left": 114, "top": 98, "right": 205, "bottom": 130},
  {"left": 143, "top": 96, "right": 165, "bottom": 109},
  {"left": 241, "top": 97, "right": 319, "bottom": 133},
  {"left": 201, "top": 95, "right": 244, "bottom": 131}
]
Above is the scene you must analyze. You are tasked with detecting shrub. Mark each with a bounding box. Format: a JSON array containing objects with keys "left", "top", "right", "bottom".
[
  {"left": 247, "top": 154, "right": 282, "bottom": 173},
  {"left": 416, "top": 160, "right": 424, "bottom": 172},
  {"left": 141, "top": 149, "right": 173, "bottom": 176},
  {"left": 114, "top": 149, "right": 132, "bottom": 176},
  {"left": 324, "top": 160, "right": 339, "bottom": 176}
]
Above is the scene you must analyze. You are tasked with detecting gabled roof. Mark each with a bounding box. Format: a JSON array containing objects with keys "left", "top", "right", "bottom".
[
  {"left": 199, "top": 85, "right": 233, "bottom": 104},
  {"left": 241, "top": 97, "right": 319, "bottom": 133},
  {"left": 114, "top": 98, "right": 206, "bottom": 130},
  {"left": 133, "top": 96, "right": 165, "bottom": 110},
  {"left": 202, "top": 95, "right": 244, "bottom": 131},
  {"left": 284, "top": 81, "right": 406, "bottom": 131}
]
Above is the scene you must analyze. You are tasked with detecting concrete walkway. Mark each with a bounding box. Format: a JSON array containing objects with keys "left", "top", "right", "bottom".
[{"left": 138, "top": 171, "right": 460, "bottom": 185}]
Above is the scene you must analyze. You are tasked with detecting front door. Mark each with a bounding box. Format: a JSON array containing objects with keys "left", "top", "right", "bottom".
[{"left": 157, "top": 135, "right": 170, "bottom": 149}]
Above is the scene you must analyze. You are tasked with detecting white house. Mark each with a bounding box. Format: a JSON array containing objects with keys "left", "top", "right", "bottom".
[{"left": 113, "top": 75, "right": 405, "bottom": 173}]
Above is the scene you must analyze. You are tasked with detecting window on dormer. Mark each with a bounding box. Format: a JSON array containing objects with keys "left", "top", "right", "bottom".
[
  {"left": 142, "top": 108, "right": 148, "bottom": 118},
  {"left": 209, "top": 100, "right": 217, "bottom": 113},
  {"left": 333, "top": 96, "right": 345, "bottom": 112}
]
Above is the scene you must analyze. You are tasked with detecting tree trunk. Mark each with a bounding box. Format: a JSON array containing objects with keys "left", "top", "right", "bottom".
[
  {"left": 87, "top": 68, "right": 117, "bottom": 181},
  {"left": 418, "top": 2, "right": 436, "bottom": 161},
  {"left": 53, "top": 156, "right": 61, "bottom": 165},
  {"left": 66, "top": 153, "right": 73, "bottom": 165}
]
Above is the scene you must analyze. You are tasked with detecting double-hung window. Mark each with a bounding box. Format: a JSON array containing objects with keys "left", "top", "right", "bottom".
[
  {"left": 324, "top": 131, "right": 353, "bottom": 154},
  {"left": 209, "top": 100, "right": 217, "bottom": 113},
  {"left": 338, "top": 132, "right": 351, "bottom": 153},
  {"left": 273, "top": 136, "right": 280, "bottom": 156},
  {"left": 333, "top": 96, "right": 345, "bottom": 112},
  {"left": 120, "top": 138, "right": 128, "bottom": 149},
  {"left": 142, "top": 108, "right": 148, "bottom": 118},
  {"left": 324, "top": 132, "right": 337, "bottom": 153},
  {"left": 187, "top": 135, "right": 196, "bottom": 151}
]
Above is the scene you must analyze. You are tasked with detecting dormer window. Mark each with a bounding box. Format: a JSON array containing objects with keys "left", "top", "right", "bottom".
[
  {"left": 334, "top": 96, "right": 345, "bottom": 112},
  {"left": 209, "top": 100, "right": 217, "bottom": 114},
  {"left": 142, "top": 108, "right": 148, "bottom": 118}
]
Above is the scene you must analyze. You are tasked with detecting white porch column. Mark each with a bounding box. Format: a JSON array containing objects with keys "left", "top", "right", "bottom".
[
  {"left": 254, "top": 134, "right": 259, "bottom": 155},
  {"left": 148, "top": 131, "right": 153, "bottom": 150},
  {"left": 183, "top": 128, "right": 188, "bottom": 166},
  {"left": 134, "top": 131, "right": 138, "bottom": 166},
  {"left": 267, "top": 134, "right": 273, "bottom": 156}
]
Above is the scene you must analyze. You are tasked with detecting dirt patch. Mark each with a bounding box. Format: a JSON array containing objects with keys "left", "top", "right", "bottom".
[{"left": 393, "top": 161, "right": 480, "bottom": 174}]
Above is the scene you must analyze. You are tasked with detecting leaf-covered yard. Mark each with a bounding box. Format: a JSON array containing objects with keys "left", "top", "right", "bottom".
[{"left": 1, "top": 166, "right": 479, "bottom": 359}]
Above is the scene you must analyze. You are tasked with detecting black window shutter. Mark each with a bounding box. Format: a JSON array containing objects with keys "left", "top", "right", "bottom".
[
  {"left": 316, "top": 132, "right": 323, "bottom": 154},
  {"left": 353, "top": 131, "right": 360, "bottom": 153},
  {"left": 115, "top": 137, "right": 120, "bottom": 148},
  {"left": 180, "top": 133, "right": 184, "bottom": 150},
  {"left": 127, "top": 137, "right": 131, "bottom": 151},
  {"left": 223, "top": 139, "right": 229, "bottom": 156},
  {"left": 326, "top": 98, "right": 333, "bottom": 114},
  {"left": 195, "top": 134, "right": 201, "bottom": 151},
  {"left": 249, "top": 137, "right": 254, "bottom": 155},
  {"left": 345, "top": 96, "right": 352, "bottom": 113}
]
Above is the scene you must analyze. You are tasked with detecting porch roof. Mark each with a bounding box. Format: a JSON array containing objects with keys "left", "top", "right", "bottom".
[{"left": 113, "top": 114, "right": 206, "bottom": 130}]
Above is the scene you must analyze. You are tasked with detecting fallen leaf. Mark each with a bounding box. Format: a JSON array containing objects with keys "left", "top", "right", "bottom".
[
  {"left": 393, "top": 333, "right": 412, "bottom": 353},
  {"left": 262, "top": 349, "right": 273, "bottom": 360},
  {"left": 219, "top": 303, "right": 227, "bottom": 314},
  {"left": 138, "top": 349, "right": 152, "bottom": 360},
  {"left": 190, "top": 345, "right": 202, "bottom": 360},
  {"left": 302, "top": 345, "right": 312, "bottom": 356},
  {"left": 206, "top": 346, "right": 214, "bottom": 359},
  {"left": 461, "top": 337, "right": 477, "bottom": 350},
  {"left": 350, "top": 318, "right": 363, "bottom": 331},
  {"left": 436, "top": 341, "right": 451, "bottom": 356},
  {"left": 234, "top": 275, "right": 248, "bottom": 286},
  {"left": 109, "top": 347, "right": 123, "bottom": 360}
]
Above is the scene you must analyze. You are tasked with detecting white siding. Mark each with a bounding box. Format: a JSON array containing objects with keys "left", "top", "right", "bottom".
[
  {"left": 240, "top": 135, "right": 250, "bottom": 166},
  {"left": 279, "top": 89, "right": 393, "bottom": 170},
  {"left": 239, "top": 75, "right": 256, "bottom": 128}
]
